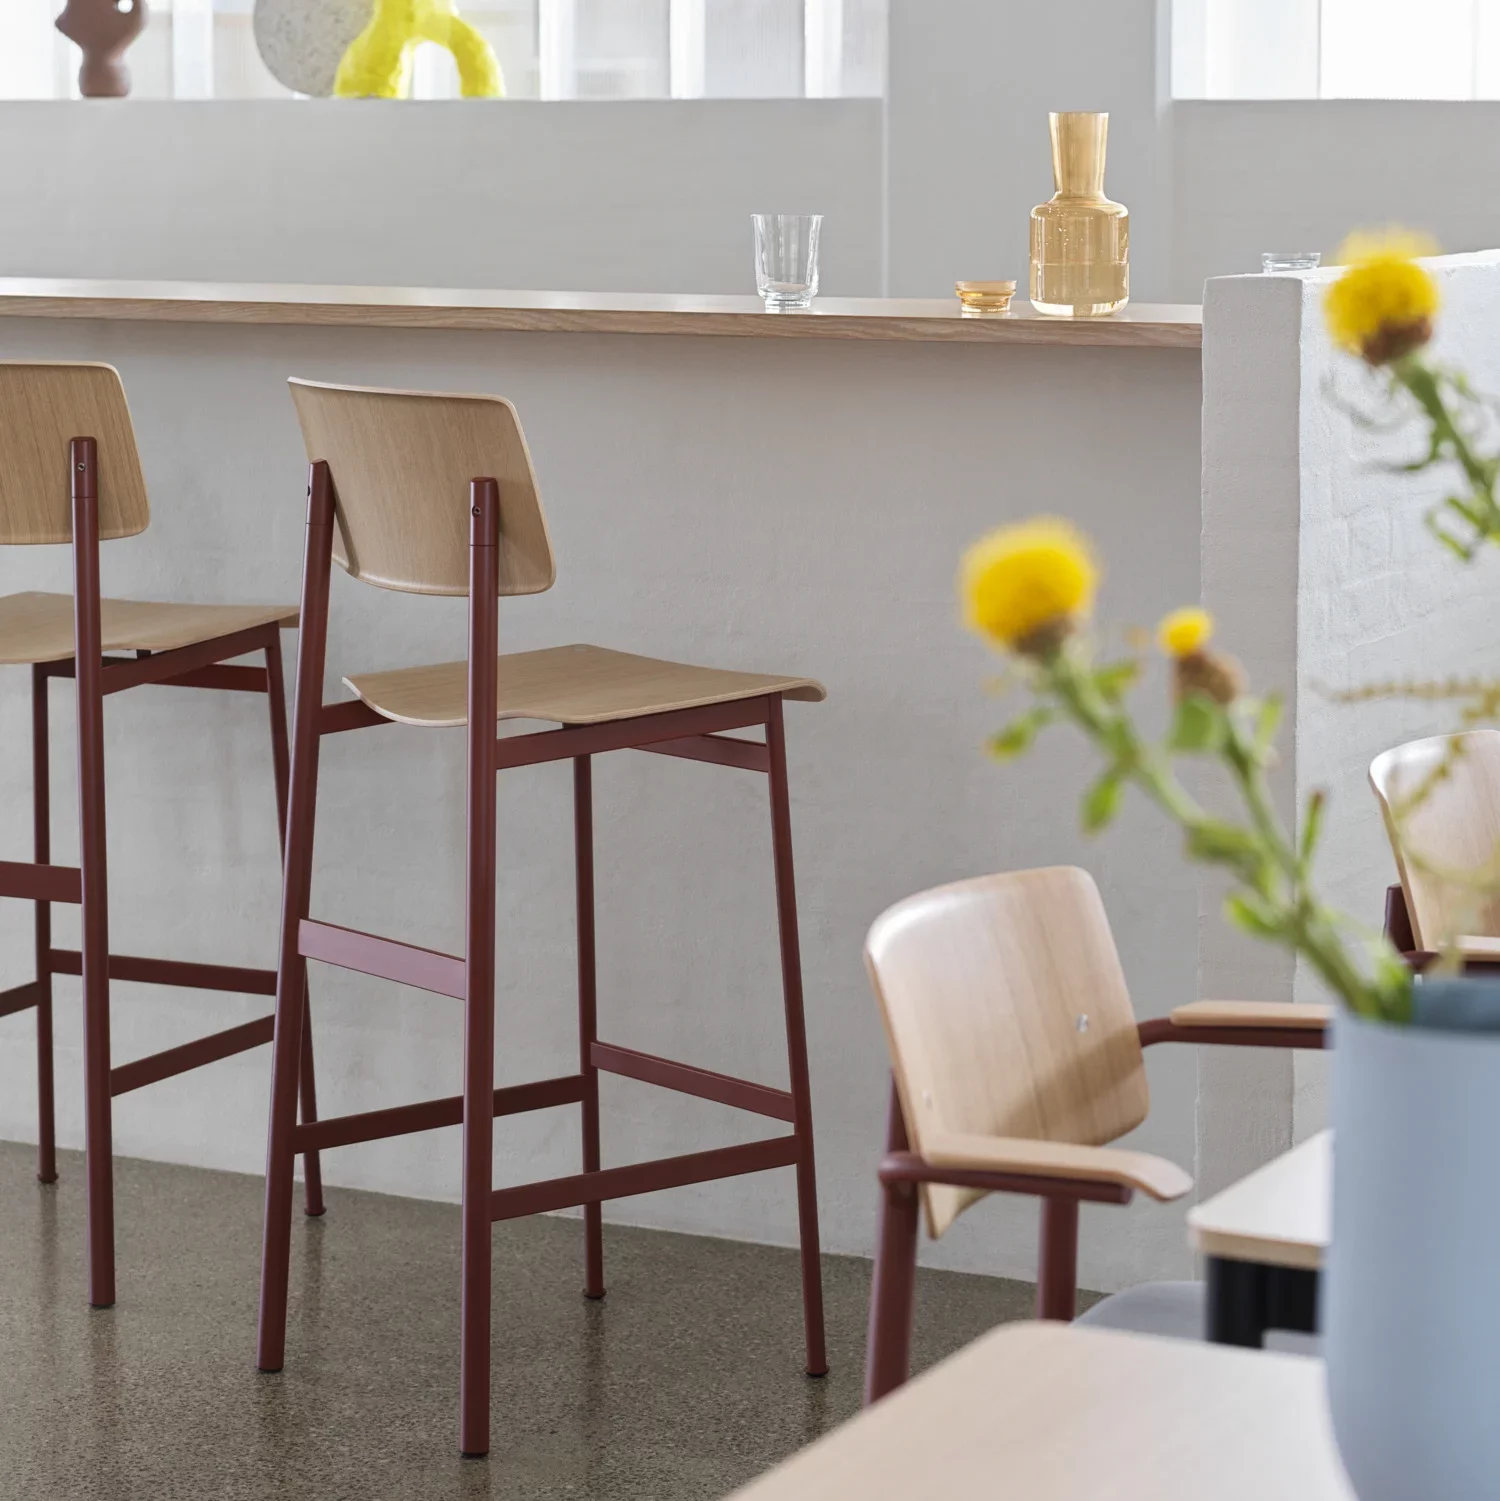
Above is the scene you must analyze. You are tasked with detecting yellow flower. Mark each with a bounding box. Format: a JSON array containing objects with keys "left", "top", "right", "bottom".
[
  {"left": 960, "top": 519, "right": 1098, "bottom": 653},
  {"left": 1324, "top": 228, "right": 1440, "bottom": 365},
  {"left": 1158, "top": 607, "right": 1213, "bottom": 658}
]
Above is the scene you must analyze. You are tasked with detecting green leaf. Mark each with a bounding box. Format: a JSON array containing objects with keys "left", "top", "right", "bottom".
[
  {"left": 987, "top": 708, "right": 1053, "bottom": 762},
  {"left": 1081, "top": 770, "right": 1125, "bottom": 834},
  {"left": 1185, "top": 819, "right": 1264, "bottom": 865},
  {"left": 1224, "top": 892, "right": 1286, "bottom": 940},
  {"left": 1166, "top": 694, "right": 1225, "bottom": 755},
  {"left": 1253, "top": 694, "right": 1283, "bottom": 758},
  {"left": 1299, "top": 788, "right": 1326, "bottom": 866},
  {"left": 1092, "top": 659, "right": 1140, "bottom": 703}
]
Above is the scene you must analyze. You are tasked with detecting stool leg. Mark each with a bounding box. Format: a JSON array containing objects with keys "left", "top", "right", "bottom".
[
  {"left": 72, "top": 438, "right": 114, "bottom": 1309},
  {"left": 575, "top": 754, "right": 605, "bottom": 1300},
  {"left": 460, "top": 477, "right": 500, "bottom": 1458},
  {"left": 864, "top": 1078, "right": 916, "bottom": 1403},
  {"left": 266, "top": 633, "right": 325, "bottom": 1219},
  {"left": 259, "top": 463, "right": 334, "bottom": 1373},
  {"left": 32, "top": 665, "right": 57, "bottom": 1186},
  {"left": 765, "top": 695, "right": 828, "bottom": 1377}
]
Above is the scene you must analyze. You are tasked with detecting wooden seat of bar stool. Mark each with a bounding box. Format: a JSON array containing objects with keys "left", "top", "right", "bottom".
[
  {"left": 0, "top": 590, "right": 296, "bottom": 663},
  {"left": 257, "top": 378, "right": 828, "bottom": 1460},
  {"left": 346, "top": 643, "right": 821, "bottom": 729},
  {"left": 861, "top": 866, "right": 1331, "bottom": 1405},
  {"left": 0, "top": 361, "right": 325, "bottom": 1312}
]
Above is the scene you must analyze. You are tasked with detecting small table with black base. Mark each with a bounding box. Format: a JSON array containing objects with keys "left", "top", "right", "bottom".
[{"left": 1188, "top": 1131, "right": 1330, "bottom": 1347}]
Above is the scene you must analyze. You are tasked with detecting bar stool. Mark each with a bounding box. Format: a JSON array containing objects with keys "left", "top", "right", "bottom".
[
  {"left": 256, "top": 378, "right": 828, "bottom": 1458},
  {"left": 0, "top": 361, "right": 324, "bottom": 1309}
]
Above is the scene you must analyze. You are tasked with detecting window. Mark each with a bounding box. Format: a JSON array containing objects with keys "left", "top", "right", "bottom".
[
  {"left": 1174, "top": 0, "right": 1500, "bottom": 99},
  {"left": 8, "top": 0, "right": 885, "bottom": 101}
]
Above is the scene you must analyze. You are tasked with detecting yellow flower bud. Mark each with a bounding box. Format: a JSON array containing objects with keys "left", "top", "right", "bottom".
[
  {"left": 1158, "top": 607, "right": 1214, "bottom": 658},
  {"left": 1324, "top": 228, "right": 1440, "bottom": 366},
  {"left": 959, "top": 519, "right": 1099, "bottom": 655}
]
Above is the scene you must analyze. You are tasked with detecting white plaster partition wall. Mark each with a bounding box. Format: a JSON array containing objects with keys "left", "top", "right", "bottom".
[
  {"left": 885, "top": 0, "right": 1173, "bottom": 303},
  {"left": 1173, "top": 103, "right": 1500, "bottom": 298},
  {"left": 1199, "top": 254, "right": 1500, "bottom": 1173},
  {"left": 0, "top": 320, "right": 1202, "bottom": 1292},
  {"left": 0, "top": 100, "right": 884, "bottom": 296}
]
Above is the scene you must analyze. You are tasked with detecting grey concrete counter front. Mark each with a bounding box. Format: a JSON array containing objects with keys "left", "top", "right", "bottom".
[
  {"left": 0, "top": 278, "right": 1203, "bottom": 348},
  {"left": 0, "top": 291, "right": 1203, "bottom": 1299}
]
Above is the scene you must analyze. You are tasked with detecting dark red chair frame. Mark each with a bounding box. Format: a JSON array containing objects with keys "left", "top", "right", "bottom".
[
  {"left": 256, "top": 464, "right": 826, "bottom": 1458},
  {"left": 863, "top": 1012, "right": 1328, "bottom": 1405},
  {"left": 3, "top": 436, "right": 324, "bottom": 1309}
]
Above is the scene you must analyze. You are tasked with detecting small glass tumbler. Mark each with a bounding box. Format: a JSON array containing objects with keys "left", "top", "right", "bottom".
[
  {"left": 753, "top": 214, "right": 822, "bottom": 309},
  {"left": 1262, "top": 251, "right": 1321, "bottom": 272}
]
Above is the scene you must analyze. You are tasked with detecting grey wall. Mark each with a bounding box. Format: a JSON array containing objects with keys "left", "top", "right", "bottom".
[
  {"left": 0, "top": 99, "right": 885, "bottom": 295},
  {"left": 1172, "top": 102, "right": 1500, "bottom": 297}
]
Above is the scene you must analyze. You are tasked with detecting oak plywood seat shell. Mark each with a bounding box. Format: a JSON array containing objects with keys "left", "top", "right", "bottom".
[
  {"left": 346, "top": 644, "right": 824, "bottom": 729},
  {"left": 0, "top": 591, "right": 296, "bottom": 666}
]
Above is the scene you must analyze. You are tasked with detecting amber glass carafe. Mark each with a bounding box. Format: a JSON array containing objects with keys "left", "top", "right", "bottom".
[{"left": 1029, "top": 112, "right": 1129, "bottom": 318}]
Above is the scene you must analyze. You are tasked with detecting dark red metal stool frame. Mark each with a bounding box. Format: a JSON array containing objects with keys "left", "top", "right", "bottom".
[
  {"left": 257, "top": 463, "right": 827, "bottom": 1458},
  {"left": 863, "top": 1018, "right": 1329, "bottom": 1405},
  {"left": 3, "top": 434, "right": 324, "bottom": 1310}
]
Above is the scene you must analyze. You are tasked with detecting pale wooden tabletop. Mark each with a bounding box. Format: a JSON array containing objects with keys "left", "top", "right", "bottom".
[
  {"left": 1188, "top": 1130, "right": 1331, "bottom": 1271},
  {"left": 728, "top": 1322, "right": 1352, "bottom": 1499}
]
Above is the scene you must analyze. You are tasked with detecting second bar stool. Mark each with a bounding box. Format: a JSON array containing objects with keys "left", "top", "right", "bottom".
[
  {"left": 0, "top": 361, "right": 324, "bottom": 1309},
  {"left": 256, "top": 379, "right": 828, "bottom": 1457}
]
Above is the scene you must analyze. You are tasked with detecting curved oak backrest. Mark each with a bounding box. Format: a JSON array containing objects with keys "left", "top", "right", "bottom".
[
  {"left": 864, "top": 866, "right": 1149, "bottom": 1238},
  {"left": 1370, "top": 730, "right": 1500, "bottom": 949},
  {"left": 288, "top": 378, "right": 556, "bottom": 596},
  {"left": 0, "top": 362, "right": 149, "bottom": 545}
]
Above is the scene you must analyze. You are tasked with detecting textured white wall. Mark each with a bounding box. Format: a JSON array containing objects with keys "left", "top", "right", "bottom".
[
  {"left": 1197, "top": 252, "right": 1500, "bottom": 1166},
  {"left": 0, "top": 318, "right": 1202, "bottom": 1294},
  {"left": 0, "top": 100, "right": 885, "bottom": 296}
]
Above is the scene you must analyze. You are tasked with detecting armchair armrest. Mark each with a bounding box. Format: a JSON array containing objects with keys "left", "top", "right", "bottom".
[
  {"left": 1457, "top": 936, "right": 1500, "bottom": 964},
  {"left": 1170, "top": 1000, "right": 1332, "bottom": 1031},
  {"left": 920, "top": 1131, "right": 1192, "bottom": 1203}
]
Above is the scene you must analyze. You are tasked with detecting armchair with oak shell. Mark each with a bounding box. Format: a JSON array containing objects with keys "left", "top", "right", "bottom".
[{"left": 861, "top": 866, "right": 1329, "bottom": 1404}]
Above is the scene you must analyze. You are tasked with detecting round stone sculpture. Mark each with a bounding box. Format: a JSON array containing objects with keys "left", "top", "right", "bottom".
[{"left": 253, "top": 0, "right": 375, "bottom": 98}]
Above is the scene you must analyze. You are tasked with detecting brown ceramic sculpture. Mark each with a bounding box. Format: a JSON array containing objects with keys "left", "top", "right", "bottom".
[{"left": 56, "top": 0, "right": 148, "bottom": 99}]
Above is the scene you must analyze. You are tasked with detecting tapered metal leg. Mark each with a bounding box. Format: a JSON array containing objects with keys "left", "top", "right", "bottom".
[
  {"left": 32, "top": 665, "right": 57, "bottom": 1186},
  {"left": 266, "top": 634, "right": 325, "bottom": 1219},
  {"left": 459, "top": 478, "right": 500, "bottom": 1458},
  {"left": 72, "top": 439, "right": 114, "bottom": 1309},
  {"left": 575, "top": 755, "right": 605, "bottom": 1300},
  {"left": 1036, "top": 1198, "right": 1080, "bottom": 1321},
  {"left": 258, "top": 464, "right": 334, "bottom": 1373},
  {"left": 864, "top": 1080, "right": 917, "bottom": 1404},
  {"left": 766, "top": 696, "right": 828, "bottom": 1377}
]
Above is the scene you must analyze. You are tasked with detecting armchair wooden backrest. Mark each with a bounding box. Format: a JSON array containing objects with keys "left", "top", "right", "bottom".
[
  {"left": 864, "top": 866, "right": 1149, "bottom": 1237},
  {"left": 288, "top": 378, "right": 555, "bottom": 597},
  {"left": 0, "top": 362, "right": 149, "bottom": 544},
  {"left": 1370, "top": 730, "right": 1500, "bottom": 950}
]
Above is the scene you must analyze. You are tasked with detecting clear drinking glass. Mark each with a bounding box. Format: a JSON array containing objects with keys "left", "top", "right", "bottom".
[
  {"left": 1262, "top": 252, "right": 1321, "bottom": 272},
  {"left": 753, "top": 214, "right": 823, "bottom": 309}
]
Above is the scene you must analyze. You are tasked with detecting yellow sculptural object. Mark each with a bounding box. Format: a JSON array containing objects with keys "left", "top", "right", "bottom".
[{"left": 334, "top": 0, "right": 504, "bottom": 99}]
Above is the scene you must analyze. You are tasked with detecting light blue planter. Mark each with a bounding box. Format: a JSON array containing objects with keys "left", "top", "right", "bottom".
[{"left": 1327, "top": 1005, "right": 1500, "bottom": 1500}]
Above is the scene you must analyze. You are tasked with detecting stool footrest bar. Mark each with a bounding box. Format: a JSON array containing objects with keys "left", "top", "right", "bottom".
[
  {"left": 48, "top": 948, "right": 276, "bottom": 996},
  {"left": 110, "top": 1015, "right": 275, "bottom": 1096},
  {"left": 299, "top": 918, "right": 466, "bottom": 999},
  {"left": 0, "top": 981, "right": 42, "bottom": 1019},
  {"left": 489, "top": 1135, "right": 800, "bottom": 1222},
  {"left": 0, "top": 861, "right": 81, "bottom": 904},
  {"left": 294, "top": 1074, "right": 587, "bottom": 1152},
  {"left": 591, "top": 1040, "right": 795, "bottom": 1121}
]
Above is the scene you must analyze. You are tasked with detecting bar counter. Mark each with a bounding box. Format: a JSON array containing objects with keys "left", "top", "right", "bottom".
[
  {"left": 0, "top": 278, "right": 1203, "bottom": 348},
  {"left": 0, "top": 279, "right": 1204, "bottom": 1294}
]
